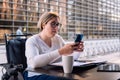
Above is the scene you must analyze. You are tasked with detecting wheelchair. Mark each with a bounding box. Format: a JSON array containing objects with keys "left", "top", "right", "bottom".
[{"left": 0, "top": 33, "right": 32, "bottom": 80}]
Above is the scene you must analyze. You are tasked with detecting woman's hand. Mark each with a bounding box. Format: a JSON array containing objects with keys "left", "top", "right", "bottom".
[
  {"left": 58, "top": 43, "right": 75, "bottom": 55},
  {"left": 58, "top": 42, "right": 84, "bottom": 55},
  {"left": 73, "top": 42, "right": 84, "bottom": 52}
]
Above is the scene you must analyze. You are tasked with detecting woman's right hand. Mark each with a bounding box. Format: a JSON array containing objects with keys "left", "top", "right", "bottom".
[{"left": 58, "top": 43, "right": 76, "bottom": 55}]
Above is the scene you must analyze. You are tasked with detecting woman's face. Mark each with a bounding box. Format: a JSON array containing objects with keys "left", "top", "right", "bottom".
[{"left": 42, "top": 17, "right": 60, "bottom": 38}]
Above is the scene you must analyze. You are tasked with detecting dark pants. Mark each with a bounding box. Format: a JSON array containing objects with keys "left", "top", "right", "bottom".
[{"left": 23, "top": 71, "right": 72, "bottom": 80}]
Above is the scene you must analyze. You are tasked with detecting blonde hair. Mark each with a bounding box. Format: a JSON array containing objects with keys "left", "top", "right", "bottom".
[{"left": 37, "top": 12, "right": 59, "bottom": 30}]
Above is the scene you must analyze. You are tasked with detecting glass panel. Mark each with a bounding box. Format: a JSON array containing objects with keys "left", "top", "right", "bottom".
[{"left": 0, "top": 0, "right": 120, "bottom": 43}]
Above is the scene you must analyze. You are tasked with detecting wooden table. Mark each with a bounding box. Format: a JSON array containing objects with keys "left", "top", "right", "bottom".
[{"left": 28, "top": 64, "right": 120, "bottom": 80}]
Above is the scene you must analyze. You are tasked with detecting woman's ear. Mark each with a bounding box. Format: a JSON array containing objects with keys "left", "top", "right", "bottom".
[
  {"left": 42, "top": 25, "right": 45, "bottom": 29},
  {"left": 42, "top": 22, "right": 47, "bottom": 29}
]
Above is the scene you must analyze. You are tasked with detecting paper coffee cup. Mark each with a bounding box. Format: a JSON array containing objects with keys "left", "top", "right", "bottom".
[{"left": 62, "top": 55, "right": 73, "bottom": 73}]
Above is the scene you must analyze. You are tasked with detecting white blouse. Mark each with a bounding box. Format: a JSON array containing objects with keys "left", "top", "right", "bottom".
[
  {"left": 25, "top": 34, "right": 80, "bottom": 77},
  {"left": 25, "top": 34, "right": 65, "bottom": 69}
]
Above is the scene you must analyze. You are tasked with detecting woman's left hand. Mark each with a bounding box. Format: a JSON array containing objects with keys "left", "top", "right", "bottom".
[{"left": 73, "top": 42, "right": 84, "bottom": 52}]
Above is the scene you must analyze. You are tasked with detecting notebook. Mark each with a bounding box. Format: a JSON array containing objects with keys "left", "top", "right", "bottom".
[{"left": 49, "top": 60, "right": 106, "bottom": 67}]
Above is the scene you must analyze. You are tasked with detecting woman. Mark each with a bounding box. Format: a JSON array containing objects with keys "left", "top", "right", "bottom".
[{"left": 24, "top": 12, "right": 84, "bottom": 80}]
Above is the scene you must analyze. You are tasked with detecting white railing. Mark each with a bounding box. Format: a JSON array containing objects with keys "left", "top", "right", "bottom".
[
  {"left": 79, "top": 39, "right": 120, "bottom": 59},
  {"left": 66, "top": 38, "right": 120, "bottom": 59}
]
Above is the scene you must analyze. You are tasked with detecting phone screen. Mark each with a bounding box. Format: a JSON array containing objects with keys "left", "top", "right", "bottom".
[{"left": 75, "top": 34, "right": 83, "bottom": 43}]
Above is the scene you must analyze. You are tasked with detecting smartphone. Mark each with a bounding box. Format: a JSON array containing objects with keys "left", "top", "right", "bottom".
[{"left": 75, "top": 34, "right": 83, "bottom": 43}]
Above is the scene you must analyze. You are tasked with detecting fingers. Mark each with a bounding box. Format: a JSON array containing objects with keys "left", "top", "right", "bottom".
[
  {"left": 74, "top": 42, "right": 84, "bottom": 51},
  {"left": 75, "top": 49, "right": 83, "bottom": 52},
  {"left": 72, "top": 45, "right": 84, "bottom": 51},
  {"left": 76, "top": 47, "right": 84, "bottom": 51},
  {"left": 79, "top": 44, "right": 84, "bottom": 49},
  {"left": 66, "top": 42, "right": 84, "bottom": 52}
]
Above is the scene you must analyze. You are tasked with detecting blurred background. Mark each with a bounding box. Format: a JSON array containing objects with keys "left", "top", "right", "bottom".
[{"left": 0, "top": 0, "right": 120, "bottom": 44}]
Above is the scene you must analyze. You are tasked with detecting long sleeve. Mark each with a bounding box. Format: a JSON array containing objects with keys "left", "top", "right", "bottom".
[{"left": 25, "top": 34, "right": 63, "bottom": 69}]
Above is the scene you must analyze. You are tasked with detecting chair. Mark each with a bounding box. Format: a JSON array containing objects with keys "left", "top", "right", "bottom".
[
  {"left": 0, "top": 33, "right": 32, "bottom": 80},
  {"left": 5, "top": 33, "right": 32, "bottom": 70}
]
